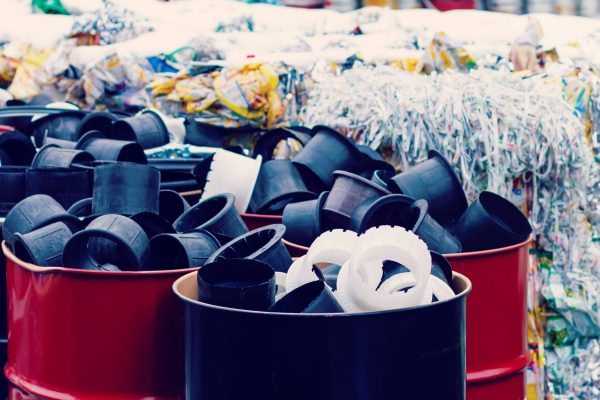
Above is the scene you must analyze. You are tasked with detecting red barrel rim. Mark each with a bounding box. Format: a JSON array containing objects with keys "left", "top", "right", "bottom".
[
  {"left": 2, "top": 241, "right": 195, "bottom": 277},
  {"left": 283, "top": 236, "right": 533, "bottom": 257}
]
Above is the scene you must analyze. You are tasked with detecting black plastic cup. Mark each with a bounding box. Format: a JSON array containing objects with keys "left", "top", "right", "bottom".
[
  {"left": 2, "top": 194, "right": 81, "bottom": 249},
  {"left": 92, "top": 163, "right": 160, "bottom": 216},
  {"left": 112, "top": 110, "right": 170, "bottom": 149},
  {"left": 431, "top": 251, "right": 453, "bottom": 285},
  {"left": 197, "top": 258, "right": 276, "bottom": 311},
  {"left": 453, "top": 191, "right": 532, "bottom": 252},
  {"left": 348, "top": 194, "right": 415, "bottom": 234},
  {"left": 292, "top": 126, "right": 362, "bottom": 191},
  {"left": 26, "top": 167, "right": 92, "bottom": 210},
  {"left": 282, "top": 191, "right": 328, "bottom": 246},
  {"left": 31, "top": 144, "right": 95, "bottom": 168},
  {"left": 130, "top": 212, "right": 176, "bottom": 239},
  {"left": 174, "top": 271, "right": 471, "bottom": 400},
  {"left": 207, "top": 224, "right": 292, "bottom": 273},
  {"left": 63, "top": 214, "right": 150, "bottom": 271},
  {"left": 42, "top": 132, "right": 77, "bottom": 149},
  {"left": 76, "top": 111, "right": 119, "bottom": 137},
  {"left": 388, "top": 150, "right": 468, "bottom": 226},
  {"left": 357, "top": 144, "right": 384, "bottom": 161},
  {"left": 28, "top": 110, "right": 86, "bottom": 147},
  {"left": 321, "top": 264, "right": 341, "bottom": 290},
  {"left": 0, "top": 166, "right": 27, "bottom": 216},
  {"left": 322, "top": 170, "right": 390, "bottom": 229},
  {"left": 269, "top": 280, "right": 343, "bottom": 313},
  {"left": 249, "top": 160, "right": 316, "bottom": 215},
  {"left": 354, "top": 158, "right": 395, "bottom": 179},
  {"left": 173, "top": 194, "right": 248, "bottom": 243},
  {"left": 67, "top": 197, "right": 93, "bottom": 218},
  {"left": 159, "top": 189, "right": 190, "bottom": 224},
  {"left": 252, "top": 128, "right": 312, "bottom": 160},
  {"left": 400, "top": 200, "right": 462, "bottom": 254},
  {"left": 371, "top": 169, "right": 395, "bottom": 190},
  {"left": 0, "top": 130, "right": 36, "bottom": 166},
  {"left": 13, "top": 222, "right": 73, "bottom": 266},
  {"left": 145, "top": 230, "right": 220, "bottom": 270},
  {"left": 76, "top": 131, "right": 147, "bottom": 164}
]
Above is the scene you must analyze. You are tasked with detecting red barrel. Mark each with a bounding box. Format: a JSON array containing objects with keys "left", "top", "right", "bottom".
[
  {"left": 3, "top": 242, "right": 191, "bottom": 400},
  {"left": 241, "top": 213, "right": 282, "bottom": 231},
  {"left": 431, "top": 0, "right": 476, "bottom": 11},
  {"left": 446, "top": 238, "right": 531, "bottom": 400},
  {"left": 280, "top": 238, "right": 531, "bottom": 399}
]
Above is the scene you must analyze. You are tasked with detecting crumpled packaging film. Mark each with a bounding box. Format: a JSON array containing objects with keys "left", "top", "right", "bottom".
[
  {"left": 7, "top": 43, "right": 53, "bottom": 100},
  {"left": 66, "top": 52, "right": 153, "bottom": 109},
  {"left": 421, "top": 32, "right": 477, "bottom": 74}
]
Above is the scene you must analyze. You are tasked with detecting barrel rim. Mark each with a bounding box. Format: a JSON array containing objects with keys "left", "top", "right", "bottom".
[{"left": 173, "top": 270, "right": 471, "bottom": 318}]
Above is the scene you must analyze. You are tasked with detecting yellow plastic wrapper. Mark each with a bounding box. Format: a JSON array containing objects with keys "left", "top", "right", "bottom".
[
  {"left": 214, "top": 64, "right": 284, "bottom": 127},
  {"left": 5, "top": 43, "right": 53, "bottom": 99}
]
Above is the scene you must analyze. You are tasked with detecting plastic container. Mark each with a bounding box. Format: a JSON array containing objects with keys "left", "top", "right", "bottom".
[
  {"left": 250, "top": 160, "right": 315, "bottom": 214},
  {"left": 92, "top": 163, "right": 160, "bottom": 216},
  {"left": 174, "top": 194, "right": 248, "bottom": 244},
  {"left": 371, "top": 169, "right": 395, "bottom": 189},
  {"left": 453, "top": 191, "right": 532, "bottom": 252},
  {"left": 26, "top": 168, "right": 92, "bottom": 210},
  {"left": 130, "top": 212, "right": 176, "bottom": 239},
  {"left": 76, "top": 111, "right": 119, "bottom": 137},
  {"left": 252, "top": 128, "right": 312, "bottom": 160},
  {"left": 76, "top": 132, "right": 147, "bottom": 164},
  {"left": 401, "top": 200, "right": 462, "bottom": 254},
  {"left": 446, "top": 238, "right": 531, "bottom": 400},
  {"left": 112, "top": 110, "right": 170, "bottom": 149},
  {"left": 349, "top": 194, "right": 414, "bottom": 234},
  {"left": 13, "top": 222, "right": 73, "bottom": 267},
  {"left": 322, "top": 170, "right": 389, "bottom": 228},
  {"left": 269, "top": 280, "right": 343, "bottom": 313},
  {"left": 0, "top": 131, "right": 36, "bottom": 166},
  {"left": 174, "top": 270, "right": 471, "bottom": 399},
  {"left": 3, "top": 243, "right": 189, "bottom": 399},
  {"left": 207, "top": 224, "right": 292, "bottom": 273},
  {"left": 28, "top": 111, "right": 86, "bottom": 147},
  {"left": 292, "top": 126, "right": 362, "bottom": 191},
  {"left": 145, "top": 231, "right": 220, "bottom": 270},
  {"left": 31, "top": 144, "right": 94, "bottom": 168},
  {"left": 388, "top": 150, "right": 468, "bottom": 226},
  {"left": 0, "top": 167, "right": 27, "bottom": 216},
  {"left": 159, "top": 190, "right": 190, "bottom": 224},
  {"left": 282, "top": 191, "right": 328, "bottom": 246}
]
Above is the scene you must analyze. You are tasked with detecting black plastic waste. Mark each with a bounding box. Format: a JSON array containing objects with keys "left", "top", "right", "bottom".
[
  {"left": 357, "top": 144, "right": 384, "bottom": 161},
  {"left": 2, "top": 194, "right": 80, "bottom": 249},
  {"left": 249, "top": 160, "right": 315, "bottom": 215},
  {"left": 320, "top": 264, "right": 341, "bottom": 291},
  {"left": 207, "top": 224, "right": 292, "bottom": 273},
  {"left": 388, "top": 150, "right": 468, "bottom": 226},
  {"left": 371, "top": 169, "right": 395, "bottom": 189},
  {"left": 28, "top": 110, "right": 87, "bottom": 147},
  {"left": 42, "top": 132, "right": 77, "bottom": 149},
  {"left": 112, "top": 110, "right": 169, "bottom": 149},
  {"left": 63, "top": 214, "right": 150, "bottom": 271},
  {"left": 292, "top": 126, "right": 362, "bottom": 191},
  {"left": 175, "top": 271, "right": 470, "bottom": 400},
  {"left": 354, "top": 158, "right": 395, "bottom": 179},
  {"left": 32, "top": 144, "right": 95, "bottom": 168},
  {"left": 76, "top": 131, "right": 147, "bottom": 163},
  {"left": 26, "top": 167, "right": 92, "bottom": 209},
  {"left": 67, "top": 197, "right": 93, "bottom": 218},
  {"left": 282, "top": 191, "right": 328, "bottom": 246},
  {"left": 269, "top": 280, "right": 343, "bottom": 313},
  {"left": 0, "top": 166, "right": 27, "bottom": 216},
  {"left": 400, "top": 200, "right": 462, "bottom": 254},
  {"left": 184, "top": 118, "right": 256, "bottom": 147},
  {"left": 76, "top": 111, "right": 119, "bottom": 137},
  {"left": 323, "top": 170, "right": 390, "bottom": 229},
  {"left": 159, "top": 189, "right": 190, "bottom": 224},
  {"left": 145, "top": 230, "right": 220, "bottom": 270},
  {"left": 173, "top": 194, "right": 248, "bottom": 243},
  {"left": 92, "top": 163, "right": 160, "bottom": 216},
  {"left": 349, "top": 194, "right": 414, "bottom": 234},
  {"left": 252, "top": 128, "right": 312, "bottom": 160},
  {"left": 453, "top": 191, "right": 532, "bottom": 251},
  {"left": 13, "top": 222, "right": 73, "bottom": 266},
  {"left": 130, "top": 212, "right": 176, "bottom": 239},
  {"left": 197, "top": 258, "right": 276, "bottom": 311},
  {"left": 431, "top": 251, "right": 453, "bottom": 285},
  {"left": 0, "top": 130, "right": 36, "bottom": 166}
]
